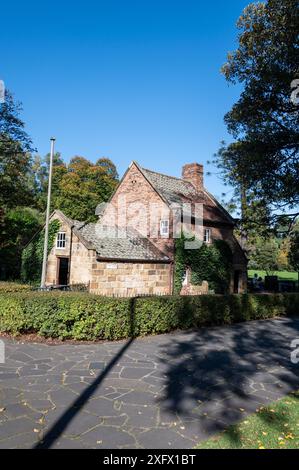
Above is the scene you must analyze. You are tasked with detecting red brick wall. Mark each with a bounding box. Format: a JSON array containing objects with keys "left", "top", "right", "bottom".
[{"left": 101, "top": 163, "right": 174, "bottom": 258}]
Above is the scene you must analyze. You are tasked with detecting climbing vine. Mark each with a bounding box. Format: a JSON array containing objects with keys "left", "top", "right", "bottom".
[
  {"left": 174, "top": 234, "right": 233, "bottom": 294},
  {"left": 21, "top": 220, "right": 61, "bottom": 284}
]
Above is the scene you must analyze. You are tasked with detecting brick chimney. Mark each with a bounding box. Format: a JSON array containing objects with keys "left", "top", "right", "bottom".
[{"left": 182, "top": 163, "right": 204, "bottom": 192}]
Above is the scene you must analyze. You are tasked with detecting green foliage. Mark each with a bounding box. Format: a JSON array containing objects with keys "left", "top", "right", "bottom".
[
  {"left": 21, "top": 219, "right": 60, "bottom": 284},
  {"left": 216, "top": 0, "right": 299, "bottom": 222},
  {"left": 33, "top": 154, "right": 119, "bottom": 221},
  {"left": 0, "top": 88, "right": 120, "bottom": 281},
  {"left": 0, "top": 207, "right": 43, "bottom": 280},
  {"left": 0, "top": 281, "right": 31, "bottom": 293},
  {"left": 0, "top": 291, "right": 297, "bottom": 340},
  {"left": 174, "top": 236, "right": 233, "bottom": 294},
  {"left": 289, "top": 232, "right": 299, "bottom": 273},
  {"left": 0, "top": 90, "right": 34, "bottom": 210},
  {"left": 249, "top": 238, "right": 279, "bottom": 275}
]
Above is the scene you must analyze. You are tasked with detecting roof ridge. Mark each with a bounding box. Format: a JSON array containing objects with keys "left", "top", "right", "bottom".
[{"left": 141, "top": 166, "right": 192, "bottom": 185}]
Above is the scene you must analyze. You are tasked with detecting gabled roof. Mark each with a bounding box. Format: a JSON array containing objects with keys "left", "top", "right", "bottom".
[{"left": 134, "top": 163, "right": 235, "bottom": 225}]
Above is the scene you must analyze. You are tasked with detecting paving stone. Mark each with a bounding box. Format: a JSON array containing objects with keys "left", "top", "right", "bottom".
[
  {"left": 0, "top": 316, "right": 298, "bottom": 449},
  {"left": 120, "top": 403, "right": 158, "bottom": 428},
  {"left": 82, "top": 425, "right": 135, "bottom": 448},
  {"left": 82, "top": 397, "right": 119, "bottom": 417},
  {"left": 89, "top": 362, "right": 106, "bottom": 370},
  {"left": 0, "top": 432, "right": 39, "bottom": 449},
  {"left": 135, "top": 428, "right": 194, "bottom": 449},
  {"left": 0, "top": 417, "right": 38, "bottom": 440},
  {"left": 121, "top": 390, "right": 157, "bottom": 405},
  {"left": 0, "top": 373, "right": 19, "bottom": 380},
  {"left": 120, "top": 368, "right": 153, "bottom": 379}
]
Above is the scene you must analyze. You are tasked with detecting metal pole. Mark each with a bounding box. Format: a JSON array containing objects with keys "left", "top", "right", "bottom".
[{"left": 41, "top": 137, "right": 55, "bottom": 288}]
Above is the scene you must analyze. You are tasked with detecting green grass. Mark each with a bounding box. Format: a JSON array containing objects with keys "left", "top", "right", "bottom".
[
  {"left": 197, "top": 391, "right": 299, "bottom": 449},
  {"left": 248, "top": 270, "right": 298, "bottom": 282}
]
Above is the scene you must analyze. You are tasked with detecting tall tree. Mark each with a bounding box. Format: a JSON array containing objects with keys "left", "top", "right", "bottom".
[
  {"left": 215, "top": 0, "right": 299, "bottom": 225},
  {"left": 36, "top": 156, "right": 119, "bottom": 221},
  {"left": 289, "top": 220, "right": 299, "bottom": 289},
  {"left": 0, "top": 90, "right": 35, "bottom": 209}
]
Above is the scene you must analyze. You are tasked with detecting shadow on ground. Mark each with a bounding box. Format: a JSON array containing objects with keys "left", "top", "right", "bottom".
[{"left": 156, "top": 316, "right": 299, "bottom": 442}]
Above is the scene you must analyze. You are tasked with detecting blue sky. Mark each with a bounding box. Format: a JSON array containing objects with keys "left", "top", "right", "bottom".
[{"left": 1, "top": 0, "right": 251, "bottom": 200}]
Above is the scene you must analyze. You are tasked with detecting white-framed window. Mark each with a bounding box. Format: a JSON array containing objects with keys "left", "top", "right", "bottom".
[
  {"left": 160, "top": 219, "right": 169, "bottom": 238},
  {"left": 204, "top": 228, "right": 211, "bottom": 244},
  {"left": 56, "top": 232, "right": 66, "bottom": 249}
]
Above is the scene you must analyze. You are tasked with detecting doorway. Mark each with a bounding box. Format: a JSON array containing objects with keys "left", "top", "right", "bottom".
[
  {"left": 234, "top": 270, "right": 240, "bottom": 294},
  {"left": 57, "top": 257, "right": 69, "bottom": 285}
]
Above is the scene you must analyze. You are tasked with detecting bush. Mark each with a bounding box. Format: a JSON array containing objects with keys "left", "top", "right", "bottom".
[
  {"left": 21, "top": 219, "right": 60, "bottom": 284},
  {"left": 0, "top": 281, "right": 32, "bottom": 293},
  {"left": 0, "top": 292, "right": 298, "bottom": 341}
]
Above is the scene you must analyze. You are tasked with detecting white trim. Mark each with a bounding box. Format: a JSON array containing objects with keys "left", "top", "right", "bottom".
[
  {"left": 56, "top": 232, "right": 66, "bottom": 249},
  {"left": 204, "top": 228, "right": 211, "bottom": 244},
  {"left": 160, "top": 219, "right": 169, "bottom": 238}
]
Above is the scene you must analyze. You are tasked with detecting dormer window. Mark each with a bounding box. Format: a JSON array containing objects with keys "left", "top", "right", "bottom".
[
  {"left": 160, "top": 219, "right": 169, "bottom": 238},
  {"left": 56, "top": 232, "right": 66, "bottom": 249},
  {"left": 204, "top": 228, "right": 211, "bottom": 244}
]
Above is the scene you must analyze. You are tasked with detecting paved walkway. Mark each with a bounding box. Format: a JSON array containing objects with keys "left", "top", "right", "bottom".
[{"left": 0, "top": 317, "right": 298, "bottom": 449}]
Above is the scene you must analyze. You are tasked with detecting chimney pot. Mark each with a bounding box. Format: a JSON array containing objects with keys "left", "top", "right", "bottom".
[{"left": 182, "top": 163, "right": 204, "bottom": 192}]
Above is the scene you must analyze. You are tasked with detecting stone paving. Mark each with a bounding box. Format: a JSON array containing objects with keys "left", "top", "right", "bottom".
[{"left": 0, "top": 316, "right": 299, "bottom": 449}]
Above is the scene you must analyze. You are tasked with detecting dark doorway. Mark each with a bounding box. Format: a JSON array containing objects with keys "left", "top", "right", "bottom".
[
  {"left": 233, "top": 270, "right": 240, "bottom": 294},
  {"left": 57, "top": 257, "right": 69, "bottom": 285}
]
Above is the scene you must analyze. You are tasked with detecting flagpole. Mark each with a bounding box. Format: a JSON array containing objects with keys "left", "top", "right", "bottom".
[{"left": 41, "top": 137, "right": 55, "bottom": 288}]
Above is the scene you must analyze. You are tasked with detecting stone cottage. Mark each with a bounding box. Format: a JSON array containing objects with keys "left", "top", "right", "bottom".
[{"left": 45, "top": 161, "right": 247, "bottom": 296}]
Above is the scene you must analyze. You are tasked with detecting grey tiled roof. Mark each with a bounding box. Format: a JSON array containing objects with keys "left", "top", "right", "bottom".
[
  {"left": 141, "top": 166, "right": 234, "bottom": 224},
  {"left": 77, "top": 223, "right": 170, "bottom": 261},
  {"left": 141, "top": 168, "right": 199, "bottom": 205}
]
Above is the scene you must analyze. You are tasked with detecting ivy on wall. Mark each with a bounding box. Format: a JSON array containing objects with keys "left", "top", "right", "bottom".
[
  {"left": 21, "top": 219, "right": 61, "bottom": 284},
  {"left": 174, "top": 234, "right": 233, "bottom": 294}
]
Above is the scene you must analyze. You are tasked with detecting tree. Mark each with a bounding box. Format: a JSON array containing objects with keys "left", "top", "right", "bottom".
[
  {"left": 0, "top": 90, "right": 39, "bottom": 279},
  {"left": 0, "top": 207, "right": 42, "bottom": 279},
  {"left": 249, "top": 238, "right": 279, "bottom": 275},
  {"left": 31, "top": 152, "right": 67, "bottom": 211},
  {"left": 0, "top": 90, "right": 35, "bottom": 209},
  {"left": 51, "top": 156, "right": 118, "bottom": 221},
  {"left": 289, "top": 230, "right": 299, "bottom": 290},
  {"left": 215, "top": 0, "right": 299, "bottom": 224}
]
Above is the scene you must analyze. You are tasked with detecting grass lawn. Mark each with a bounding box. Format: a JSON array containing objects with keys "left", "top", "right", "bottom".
[
  {"left": 248, "top": 270, "right": 298, "bottom": 282},
  {"left": 196, "top": 391, "right": 299, "bottom": 449}
]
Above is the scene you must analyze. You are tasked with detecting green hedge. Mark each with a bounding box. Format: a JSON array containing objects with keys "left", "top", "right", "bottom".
[
  {"left": 0, "top": 282, "right": 32, "bottom": 293},
  {"left": 0, "top": 292, "right": 298, "bottom": 341}
]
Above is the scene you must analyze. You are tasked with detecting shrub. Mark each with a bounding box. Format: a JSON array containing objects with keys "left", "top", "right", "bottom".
[
  {"left": 0, "top": 292, "right": 298, "bottom": 341},
  {"left": 0, "top": 281, "right": 32, "bottom": 293},
  {"left": 21, "top": 219, "right": 60, "bottom": 284}
]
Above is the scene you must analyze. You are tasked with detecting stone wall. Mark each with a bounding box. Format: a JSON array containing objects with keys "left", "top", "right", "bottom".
[
  {"left": 90, "top": 261, "right": 172, "bottom": 297},
  {"left": 45, "top": 215, "right": 72, "bottom": 285},
  {"left": 181, "top": 281, "right": 209, "bottom": 296},
  {"left": 69, "top": 234, "right": 94, "bottom": 285},
  {"left": 45, "top": 213, "right": 94, "bottom": 287}
]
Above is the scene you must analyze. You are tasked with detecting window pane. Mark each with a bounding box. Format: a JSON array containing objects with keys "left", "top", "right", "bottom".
[{"left": 57, "top": 232, "right": 66, "bottom": 248}]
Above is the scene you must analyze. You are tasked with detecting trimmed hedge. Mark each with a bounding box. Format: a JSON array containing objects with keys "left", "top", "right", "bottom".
[
  {"left": 0, "top": 282, "right": 32, "bottom": 293},
  {"left": 0, "top": 292, "right": 298, "bottom": 341}
]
